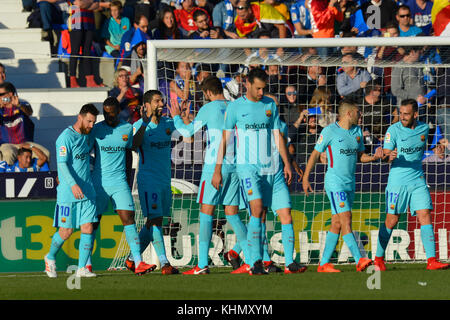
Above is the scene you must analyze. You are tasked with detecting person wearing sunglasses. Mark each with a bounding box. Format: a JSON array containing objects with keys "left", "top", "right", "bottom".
[{"left": 395, "top": 5, "right": 422, "bottom": 37}]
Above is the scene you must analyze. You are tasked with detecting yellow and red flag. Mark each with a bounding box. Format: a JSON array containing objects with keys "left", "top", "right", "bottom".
[{"left": 432, "top": 0, "right": 450, "bottom": 36}]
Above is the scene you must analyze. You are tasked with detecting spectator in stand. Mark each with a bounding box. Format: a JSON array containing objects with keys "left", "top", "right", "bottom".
[
  {"left": 391, "top": 46, "right": 428, "bottom": 107},
  {"left": 0, "top": 82, "right": 50, "bottom": 166},
  {"left": 101, "top": 1, "right": 131, "bottom": 58},
  {"left": 68, "top": 0, "right": 103, "bottom": 88},
  {"left": 290, "top": 0, "right": 313, "bottom": 39},
  {"left": 297, "top": 55, "right": 327, "bottom": 104},
  {"left": 108, "top": 68, "right": 142, "bottom": 123},
  {"left": 37, "top": 0, "right": 69, "bottom": 50},
  {"left": 6, "top": 145, "right": 49, "bottom": 172},
  {"left": 212, "top": 0, "right": 239, "bottom": 38},
  {"left": 174, "top": 0, "right": 212, "bottom": 37},
  {"left": 265, "top": 64, "right": 287, "bottom": 103},
  {"left": 396, "top": 5, "right": 423, "bottom": 37},
  {"left": 129, "top": 37, "right": 147, "bottom": 94},
  {"left": 357, "top": 80, "right": 393, "bottom": 152},
  {"left": 309, "top": 0, "right": 344, "bottom": 57},
  {"left": 152, "top": 6, "right": 184, "bottom": 39},
  {"left": 263, "top": 0, "right": 295, "bottom": 36},
  {"left": 0, "top": 63, "right": 5, "bottom": 85},
  {"left": 228, "top": 0, "right": 288, "bottom": 39},
  {"left": 336, "top": 53, "right": 372, "bottom": 100},
  {"left": 423, "top": 142, "right": 450, "bottom": 162},
  {"left": 197, "top": 0, "right": 215, "bottom": 18},
  {"left": 189, "top": 9, "right": 225, "bottom": 39},
  {"left": 170, "top": 61, "right": 195, "bottom": 103},
  {"left": 309, "top": 86, "right": 336, "bottom": 128},
  {"left": 360, "top": 0, "right": 398, "bottom": 30},
  {"left": 280, "top": 84, "right": 301, "bottom": 125},
  {"left": 118, "top": 14, "right": 150, "bottom": 68},
  {"left": 289, "top": 112, "right": 324, "bottom": 166},
  {"left": 403, "top": 0, "right": 433, "bottom": 35}
]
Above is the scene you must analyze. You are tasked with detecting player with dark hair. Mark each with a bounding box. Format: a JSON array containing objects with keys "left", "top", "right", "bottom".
[
  {"left": 374, "top": 99, "right": 449, "bottom": 271},
  {"left": 86, "top": 97, "right": 156, "bottom": 275},
  {"left": 126, "top": 90, "right": 180, "bottom": 275},
  {"left": 168, "top": 75, "right": 251, "bottom": 274},
  {"left": 44, "top": 104, "right": 99, "bottom": 278},
  {"left": 212, "top": 68, "right": 304, "bottom": 275},
  {"left": 302, "top": 99, "right": 383, "bottom": 272}
]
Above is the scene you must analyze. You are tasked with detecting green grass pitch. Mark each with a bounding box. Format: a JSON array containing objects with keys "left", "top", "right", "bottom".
[{"left": 0, "top": 263, "right": 449, "bottom": 300}]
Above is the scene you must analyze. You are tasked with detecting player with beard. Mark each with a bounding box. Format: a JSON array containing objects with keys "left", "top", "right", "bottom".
[
  {"left": 85, "top": 97, "right": 156, "bottom": 275},
  {"left": 126, "top": 90, "right": 180, "bottom": 275},
  {"left": 44, "top": 104, "right": 99, "bottom": 278}
]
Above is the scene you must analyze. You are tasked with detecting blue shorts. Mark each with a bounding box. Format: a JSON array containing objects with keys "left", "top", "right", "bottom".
[
  {"left": 239, "top": 170, "right": 291, "bottom": 214},
  {"left": 386, "top": 181, "right": 433, "bottom": 216},
  {"left": 53, "top": 199, "right": 97, "bottom": 229},
  {"left": 326, "top": 189, "right": 355, "bottom": 215},
  {"left": 96, "top": 183, "right": 135, "bottom": 215},
  {"left": 197, "top": 171, "right": 240, "bottom": 206},
  {"left": 138, "top": 183, "right": 172, "bottom": 219}
]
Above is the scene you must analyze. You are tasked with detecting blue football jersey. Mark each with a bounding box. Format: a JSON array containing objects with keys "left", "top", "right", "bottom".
[
  {"left": 384, "top": 120, "right": 428, "bottom": 185},
  {"left": 314, "top": 122, "right": 365, "bottom": 191},
  {"left": 91, "top": 120, "right": 133, "bottom": 186},
  {"left": 224, "top": 95, "right": 282, "bottom": 174},
  {"left": 56, "top": 126, "right": 96, "bottom": 202},
  {"left": 133, "top": 117, "right": 176, "bottom": 185}
]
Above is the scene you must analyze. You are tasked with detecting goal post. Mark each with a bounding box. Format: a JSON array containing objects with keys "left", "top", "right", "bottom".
[{"left": 109, "top": 36, "right": 450, "bottom": 271}]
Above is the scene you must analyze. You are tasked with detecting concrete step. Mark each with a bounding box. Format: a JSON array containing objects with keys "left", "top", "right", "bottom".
[
  {"left": 28, "top": 102, "right": 105, "bottom": 119},
  {"left": 2, "top": 2, "right": 26, "bottom": 13},
  {"left": 17, "top": 88, "right": 110, "bottom": 106},
  {"left": 0, "top": 41, "right": 50, "bottom": 59},
  {"left": 1, "top": 58, "right": 60, "bottom": 74},
  {"left": 8, "top": 72, "right": 67, "bottom": 89},
  {"left": 0, "top": 12, "right": 29, "bottom": 29},
  {"left": 0, "top": 29, "right": 42, "bottom": 43}
]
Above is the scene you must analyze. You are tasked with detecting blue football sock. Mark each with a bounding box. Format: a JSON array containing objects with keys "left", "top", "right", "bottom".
[
  {"left": 342, "top": 232, "right": 362, "bottom": 263},
  {"left": 152, "top": 225, "right": 169, "bottom": 265},
  {"left": 226, "top": 214, "right": 250, "bottom": 263},
  {"left": 198, "top": 212, "right": 213, "bottom": 269},
  {"left": 421, "top": 224, "right": 436, "bottom": 259},
  {"left": 320, "top": 231, "right": 339, "bottom": 266},
  {"left": 281, "top": 224, "right": 295, "bottom": 266},
  {"left": 85, "top": 228, "right": 97, "bottom": 267},
  {"left": 247, "top": 215, "right": 262, "bottom": 266},
  {"left": 78, "top": 233, "right": 94, "bottom": 269},
  {"left": 124, "top": 224, "right": 142, "bottom": 265},
  {"left": 47, "top": 231, "right": 65, "bottom": 261},
  {"left": 261, "top": 222, "right": 271, "bottom": 262},
  {"left": 375, "top": 224, "right": 393, "bottom": 258}
]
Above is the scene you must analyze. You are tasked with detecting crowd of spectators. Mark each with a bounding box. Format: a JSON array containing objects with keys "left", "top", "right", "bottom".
[{"left": 18, "top": 0, "right": 450, "bottom": 167}]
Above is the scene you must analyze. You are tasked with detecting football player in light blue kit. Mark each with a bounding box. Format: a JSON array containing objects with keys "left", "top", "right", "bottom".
[
  {"left": 44, "top": 104, "right": 99, "bottom": 278},
  {"left": 87, "top": 97, "right": 156, "bottom": 275},
  {"left": 167, "top": 75, "right": 251, "bottom": 275},
  {"left": 374, "top": 99, "right": 449, "bottom": 271},
  {"left": 128, "top": 90, "right": 180, "bottom": 275},
  {"left": 212, "top": 68, "right": 305, "bottom": 275},
  {"left": 303, "top": 99, "right": 383, "bottom": 273}
]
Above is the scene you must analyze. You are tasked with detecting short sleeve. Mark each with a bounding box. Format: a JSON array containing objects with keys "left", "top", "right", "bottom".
[
  {"left": 357, "top": 127, "right": 365, "bottom": 152},
  {"left": 56, "top": 133, "right": 70, "bottom": 164},
  {"left": 224, "top": 103, "right": 237, "bottom": 130},
  {"left": 314, "top": 127, "right": 331, "bottom": 153},
  {"left": 383, "top": 126, "right": 396, "bottom": 150}
]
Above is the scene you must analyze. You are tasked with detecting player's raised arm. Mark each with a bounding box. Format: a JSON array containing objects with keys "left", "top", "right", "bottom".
[
  {"left": 131, "top": 104, "right": 152, "bottom": 150},
  {"left": 302, "top": 149, "right": 321, "bottom": 196},
  {"left": 169, "top": 99, "right": 205, "bottom": 138}
]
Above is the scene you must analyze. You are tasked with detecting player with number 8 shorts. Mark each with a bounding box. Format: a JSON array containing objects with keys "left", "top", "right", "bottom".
[{"left": 303, "top": 99, "right": 384, "bottom": 273}]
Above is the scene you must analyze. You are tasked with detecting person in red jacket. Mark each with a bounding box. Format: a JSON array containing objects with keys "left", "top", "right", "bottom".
[
  {"left": 174, "top": 0, "right": 212, "bottom": 37},
  {"left": 309, "top": 0, "right": 344, "bottom": 57}
]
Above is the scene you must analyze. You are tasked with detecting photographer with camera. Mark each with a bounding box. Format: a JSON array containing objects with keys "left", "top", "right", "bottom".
[{"left": 0, "top": 82, "right": 50, "bottom": 166}]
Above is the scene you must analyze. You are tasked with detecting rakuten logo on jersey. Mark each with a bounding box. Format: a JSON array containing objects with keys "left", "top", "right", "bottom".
[
  {"left": 100, "top": 146, "right": 126, "bottom": 153},
  {"left": 400, "top": 146, "right": 425, "bottom": 154},
  {"left": 244, "top": 123, "right": 270, "bottom": 130},
  {"left": 150, "top": 141, "right": 171, "bottom": 149},
  {"left": 339, "top": 148, "right": 358, "bottom": 156}
]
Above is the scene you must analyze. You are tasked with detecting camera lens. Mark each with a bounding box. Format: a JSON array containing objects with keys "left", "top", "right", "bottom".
[{"left": 1, "top": 97, "right": 11, "bottom": 103}]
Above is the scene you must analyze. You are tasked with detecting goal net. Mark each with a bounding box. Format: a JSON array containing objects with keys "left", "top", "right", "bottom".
[{"left": 109, "top": 37, "right": 450, "bottom": 270}]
